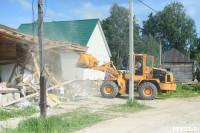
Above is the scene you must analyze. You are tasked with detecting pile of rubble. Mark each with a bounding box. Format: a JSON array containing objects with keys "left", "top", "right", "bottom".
[
  {"left": 0, "top": 24, "right": 100, "bottom": 109},
  {"left": 0, "top": 52, "right": 101, "bottom": 109}
]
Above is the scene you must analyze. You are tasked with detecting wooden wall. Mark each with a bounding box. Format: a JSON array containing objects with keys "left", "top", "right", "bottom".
[
  {"left": 164, "top": 63, "right": 194, "bottom": 83},
  {"left": 0, "top": 45, "right": 16, "bottom": 60}
]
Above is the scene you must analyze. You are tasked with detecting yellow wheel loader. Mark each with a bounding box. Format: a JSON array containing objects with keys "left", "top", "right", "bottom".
[{"left": 77, "top": 53, "right": 176, "bottom": 100}]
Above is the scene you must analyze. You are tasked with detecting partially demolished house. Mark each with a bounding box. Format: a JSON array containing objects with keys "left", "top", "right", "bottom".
[
  {"left": 18, "top": 19, "right": 111, "bottom": 80},
  {"left": 162, "top": 48, "right": 196, "bottom": 83},
  {"left": 0, "top": 24, "right": 87, "bottom": 107}
]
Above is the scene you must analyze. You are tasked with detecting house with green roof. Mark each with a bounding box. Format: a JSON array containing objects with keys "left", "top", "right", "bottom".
[{"left": 18, "top": 19, "right": 111, "bottom": 80}]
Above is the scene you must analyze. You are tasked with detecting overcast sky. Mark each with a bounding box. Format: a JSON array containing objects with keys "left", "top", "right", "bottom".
[{"left": 1, "top": 0, "right": 199, "bottom": 36}]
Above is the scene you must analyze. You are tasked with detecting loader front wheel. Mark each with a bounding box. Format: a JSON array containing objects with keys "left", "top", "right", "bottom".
[
  {"left": 139, "top": 82, "right": 157, "bottom": 100},
  {"left": 100, "top": 81, "right": 118, "bottom": 98}
]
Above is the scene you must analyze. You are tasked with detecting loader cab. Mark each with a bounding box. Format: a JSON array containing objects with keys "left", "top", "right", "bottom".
[{"left": 134, "top": 54, "right": 154, "bottom": 79}]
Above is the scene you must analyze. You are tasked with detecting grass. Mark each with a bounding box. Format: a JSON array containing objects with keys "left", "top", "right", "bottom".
[
  {"left": 0, "top": 106, "right": 38, "bottom": 121},
  {"left": 157, "top": 83, "right": 200, "bottom": 98},
  {"left": 105, "top": 99, "right": 151, "bottom": 113},
  {"left": 4, "top": 108, "right": 104, "bottom": 133},
  {"left": 3, "top": 100, "right": 151, "bottom": 133}
]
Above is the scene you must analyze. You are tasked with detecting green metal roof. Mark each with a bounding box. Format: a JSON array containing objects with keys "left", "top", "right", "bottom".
[{"left": 17, "top": 19, "right": 99, "bottom": 46}]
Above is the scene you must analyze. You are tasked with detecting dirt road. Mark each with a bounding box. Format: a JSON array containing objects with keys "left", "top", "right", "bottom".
[
  {"left": 76, "top": 96, "right": 200, "bottom": 133},
  {"left": 1, "top": 95, "right": 200, "bottom": 133}
]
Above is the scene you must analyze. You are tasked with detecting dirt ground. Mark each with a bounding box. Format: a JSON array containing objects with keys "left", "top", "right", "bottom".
[
  {"left": 1, "top": 95, "right": 200, "bottom": 133},
  {"left": 76, "top": 96, "right": 200, "bottom": 133}
]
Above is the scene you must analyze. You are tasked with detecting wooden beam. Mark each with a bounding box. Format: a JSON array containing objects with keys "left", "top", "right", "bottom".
[
  {"left": 44, "top": 67, "right": 60, "bottom": 85},
  {"left": 0, "top": 88, "right": 19, "bottom": 93},
  {"left": 20, "top": 71, "right": 38, "bottom": 86},
  {"left": 31, "top": 52, "right": 40, "bottom": 77},
  {"left": 47, "top": 80, "right": 74, "bottom": 91},
  {"left": 27, "top": 83, "right": 39, "bottom": 92},
  {"left": 44, "top": 44, "right": 68, "bottom": 50}
]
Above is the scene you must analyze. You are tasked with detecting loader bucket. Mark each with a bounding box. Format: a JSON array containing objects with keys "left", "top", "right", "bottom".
[{"left": 77, "top": 53, "right": 98, "bottom": 68}]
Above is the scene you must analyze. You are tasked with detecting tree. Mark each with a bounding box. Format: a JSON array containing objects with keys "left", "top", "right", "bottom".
[
  {"left": 142, "top": 2, "right": 197, "bottom": 53},
  {"left": 190, "top": 38, "right": 200, "bottom": 64},
  {"left": 135, "top": 34, "right": 160, "bottom": 65},
  {"left": 102, "top": 3, "right": 159, "bottom": 69}
]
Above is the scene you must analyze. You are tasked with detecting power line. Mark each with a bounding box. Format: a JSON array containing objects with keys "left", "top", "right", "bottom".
[{"left": 137, "top": 0, "right": 158, "bottom": 13}]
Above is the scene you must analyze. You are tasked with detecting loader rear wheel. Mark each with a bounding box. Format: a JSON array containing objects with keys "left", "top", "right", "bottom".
[
  {"left": 139, "top": 82, "right": 157, "bottom": 100},
  {"left": 100, "top": 81, "right": 118, "bottom": 98}
]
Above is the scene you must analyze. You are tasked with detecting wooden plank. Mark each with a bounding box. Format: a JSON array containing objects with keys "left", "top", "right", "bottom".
[
  {"left": 47, "top": 80, "right": 74, "bottom": 91},
  {"left": 44, "top": 44, "right": 68, "bottom": 50},
  {"left": 27, "top": 83, "right": 39, "bottom": 92},
  {"left": 0, "top": 88, "right": 19, "bottom": 93},
  {"left": 0, "top": 45, "right": 16, "bottom": 59},
  {"left": 31, "top": 52, "right": 40, "bottom": 77},
  {"left": 0, "top": 24, "right": 18, "bottom": 32},
  {"left": 20, "top": 71, "right": 38, "bottom": 86},
  {"left": 44, "top": 67, "right": 59, "bottom": 85}
]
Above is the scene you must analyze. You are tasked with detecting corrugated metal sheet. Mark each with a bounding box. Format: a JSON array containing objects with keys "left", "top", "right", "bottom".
[{"left": 18, "top": 19, "right": 99, "bottom": 46}]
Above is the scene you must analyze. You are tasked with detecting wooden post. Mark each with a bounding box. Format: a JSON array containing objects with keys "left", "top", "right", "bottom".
[
  {"left": 38, "top": 0, "right": 46, "bottom": 118},
  {"left": 40, "top": 76, "right": 47, "bottom": 117}
]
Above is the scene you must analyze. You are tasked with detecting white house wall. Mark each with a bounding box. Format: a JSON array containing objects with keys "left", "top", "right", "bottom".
[
  {"left": 85, "top": 22, "right": 111, "bottom": 80},
  {"left": 60, "top": 52, "right": 84, "bottom": 80},
  {"left": 60, "top": 22, "right": 111, "bottom": 81},
  {"left": 87, "top": 23, "right": 110, "bottom": 65}
]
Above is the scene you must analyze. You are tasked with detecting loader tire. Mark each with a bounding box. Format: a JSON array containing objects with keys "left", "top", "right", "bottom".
[
  {"left": 139, "top": 82, "right": 157, "bottom": 100},
  {"left": 100, "top": 81, "right": 118, "bottom": 98}
]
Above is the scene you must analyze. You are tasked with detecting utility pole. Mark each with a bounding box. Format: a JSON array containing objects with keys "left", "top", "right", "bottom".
[
  {"left": 129, "top": 0, "right": 134, "bottom": 101},
  {"left": 156, "top": 34, "right": 163, "bottom": 66},
  {"left": 38, "top": 0, "right": 47, "bottom": 117},
  {"left": 159, "top": 37, "right": 162, "bottom": 66}
]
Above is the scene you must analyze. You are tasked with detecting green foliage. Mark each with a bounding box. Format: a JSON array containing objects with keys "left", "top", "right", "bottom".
[
  {"left": 194, "top": 52, "right": 200, "bottom": 64},
  {"left": 158, "top": 83, "right": 200, "bottom": 98},
  {"left": 194, "top": 82, "right": 200, "bottom": 91},
  {"left": 105, "top": 99, "right": 151, "bottom": 112},
  {"left": 143, "top": 1, "right": 197, "bottom": 53},
  {"left": 135, "top": 34, "right": 160, "bottom": 65},
  {"left": 190, "top": 38, "right": 200, "bottom": 62},
  {"left": 0, "top": 106, "right": 38, "bottom": 121},
  {"left": 101, "top": 3, "right": 132, "bottom": 69},
  {"left": 102, "top": 3, "right": 159, "bottom": 69},
  {"left": 4, "top": 109, "right": 103, "bottom": 133}
]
